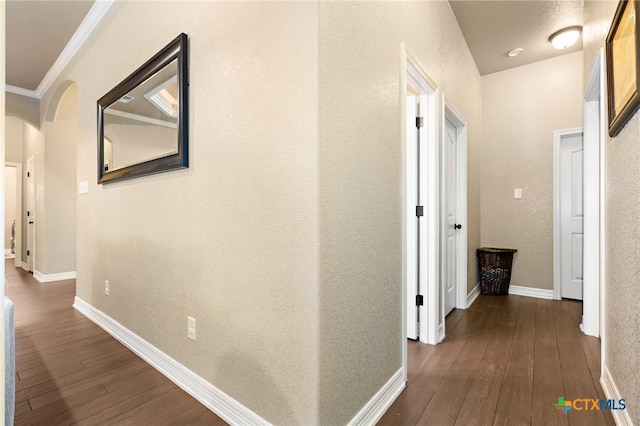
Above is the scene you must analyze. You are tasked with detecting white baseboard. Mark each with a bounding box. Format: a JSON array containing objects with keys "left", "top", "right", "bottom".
[
  {"left": 467, "top": 284, "right": 480, "bottom": 308},
  {"left": 5, "top": 249, "right": 12, "bottom": 255},
  {"left": 34, "top": 270, "right": 76, "bottom": 283},
  {"left": 508, "top": 285, "right": 554, "bottom": 300},
  {"left": 73, "top": 297, "right": 270, "bottom": 426},
  {"left": 601, "top": 364, "right": 633, "bottom": 425},
  {"left": 347, "top": 368, "right": 404, "bottom": 426},
  {"left": 21, "top": 262, "right": 28, "bottom": 271}
]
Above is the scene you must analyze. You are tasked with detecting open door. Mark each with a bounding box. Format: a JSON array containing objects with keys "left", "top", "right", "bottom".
[
  {"left": 406, "top": 94, "right": 419, "bottom": 340},
  {"left": 559, "top": 132, "right": 584, "bottom": 300},
  {"left": 26, "top": 156, "right": 35, "bottom": 273}
]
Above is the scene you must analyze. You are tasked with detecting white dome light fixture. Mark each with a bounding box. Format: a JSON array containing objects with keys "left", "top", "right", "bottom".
[
  {"left": 549, "top": 26, "right": 582, "bottom": 50},
  {"left": 508, "top": 47, "right": 524, "bottom": 57}
]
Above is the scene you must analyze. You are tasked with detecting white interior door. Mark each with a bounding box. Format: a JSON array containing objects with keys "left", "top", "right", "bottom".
[
  {"left": 442, "top": 119, "right": 457, "bottom": 316},
  {"left": 406, "top": 94, "right": 418, "bottom": 340},
  {"left": 560, "top": 134, "right": 584, "bottom": 300},
  {"left": 27, "top": 156, "right": 35, "bottom": 273}
]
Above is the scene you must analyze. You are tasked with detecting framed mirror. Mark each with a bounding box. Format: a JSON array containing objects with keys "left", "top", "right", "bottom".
[{"left": 98, "top": 33, "right": 188, "bottom": 184}]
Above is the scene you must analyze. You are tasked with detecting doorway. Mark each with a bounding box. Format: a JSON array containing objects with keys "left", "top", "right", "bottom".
[
  {"left": 555, "top": 130, "right": 584, "bottom": 300},
  {"left": 402, "top": 45, "right": 469, "bottom": 350},
  {"left": 5, "top": 163, "right": 22, "bottom": 268},
  {"left": 441, "top": 102, "right": 468, "bottom": 324},
  {"left": 26, "top": 156, "right": 35, "bottom": 273},
  {"left": 402, "top": 44, "right": 441, "bottom": 352}
]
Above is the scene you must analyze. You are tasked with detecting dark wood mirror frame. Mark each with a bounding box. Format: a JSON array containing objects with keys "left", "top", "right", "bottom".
[
  {"left": 606, "top": 1, "right": 640, "bottom": 137},
  {"left": 97, "top": 33, "right": 189, "bottom": 184}
]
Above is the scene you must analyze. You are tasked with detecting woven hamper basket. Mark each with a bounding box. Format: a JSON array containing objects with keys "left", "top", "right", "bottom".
[{"left": 477, "top": 248, "right": 517, "bottom": 295}]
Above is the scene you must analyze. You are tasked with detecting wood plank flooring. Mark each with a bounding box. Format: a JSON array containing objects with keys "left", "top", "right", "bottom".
[
  {"left": 6, "top": 258, "right": 613, "bottom": 425},
  {"left": 6, "top": 260, "right": 226, "bottom": 425},
  {"left": 380, "top": 294, "right": 614, "bottom": 426}
]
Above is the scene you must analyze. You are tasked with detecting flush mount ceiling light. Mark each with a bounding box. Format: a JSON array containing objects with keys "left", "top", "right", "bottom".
[
  {"left": 549, "top": 26, "right": 582, "bottom": 50},
  {"left": 508, "top": 47, "right": 524, "bottom": 57}
]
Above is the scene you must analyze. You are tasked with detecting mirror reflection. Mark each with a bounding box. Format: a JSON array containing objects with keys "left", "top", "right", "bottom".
[{"left": 102, "top": 59, "right": 179, "bottom": 172}]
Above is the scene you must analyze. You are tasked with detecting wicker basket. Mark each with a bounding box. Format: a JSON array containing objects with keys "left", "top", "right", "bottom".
[{"left": 477, "top": 248, "right": 517, "bottom": 295}]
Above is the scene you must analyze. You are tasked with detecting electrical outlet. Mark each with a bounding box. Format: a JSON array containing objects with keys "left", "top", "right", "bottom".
[
  {"left": 514, "top": 188, "right": 523, "bottom": 199},
  {"left": 187, "top": 316, "right": 196, "bottom": 341},
  {"left": 104, "top": 280, "right": 110, "bottom": 296}
]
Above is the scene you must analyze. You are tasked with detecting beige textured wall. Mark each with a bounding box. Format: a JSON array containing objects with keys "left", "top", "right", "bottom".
[
  {"left": 42, "top": 2, "right": 320, "bottom": 423},
  {"left": 584, "top": 1, "right": 639, "bottom": 423},
  {"left": 318, "top": 2, "right": 482, "bottom": 423},
  {"left": 42, "top": 84, "right": 77, "bottom": 274},
  {"left": 481, "top": 52, "right": 583, "bottom": 290},
  {"left": 5, "top": 115, "right": 24, "bottom": 163},
  {"left": 6, "top": 92, "right": 39, "bottom": 130}
]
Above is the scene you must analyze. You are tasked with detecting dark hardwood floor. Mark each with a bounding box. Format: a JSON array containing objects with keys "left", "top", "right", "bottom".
[
  {"left": 6, "top": 260, "right": 226, "bottom": 425},
  {"left": 379, "top": 294, "right": 614, "bottom": 426},
  {"left": 6, "top": 258, "right": 613, "bottom": 425}
]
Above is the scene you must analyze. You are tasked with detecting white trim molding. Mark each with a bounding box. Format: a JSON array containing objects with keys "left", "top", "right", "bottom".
[
  {"left": 36, "top": 0, "right": 115, "bottom": 97},
  {"left": 347, "top": 368, "right": 405, "bottom": 426},
  {"left": 401, "top": 44, "right": 441, "bottom": 348},
  {"left": 5, "top": 85, "right": 39, "bottom": 99},
  {"left": 467, "top": 284, "right": 480, "bottom": 308},
  {"left": 5, "top": 0, "right": 115, "bottom": 98},
  {"left": 601, "top": 364, "right": 633, "bottom": 426},
  {"left": 508, "top": 285, "right": 554, "bottom": 300},
  {"left": 73, "top": 297, "right": 271, "bottom": 426},
  {"left": 34, "top": 270, "right": 76, "bottom": 283}
]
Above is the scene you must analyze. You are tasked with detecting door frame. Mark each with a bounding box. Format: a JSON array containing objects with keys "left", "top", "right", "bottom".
[
  {"left": 5, "top": 162, "right": 23, "bottom": 268},
  {"left": 401, "top": 43, "right": 441, "bottom": 365},
  {"left": 553, "top": 128, "right": 583, "bottom": 302},
  {"left": 26, "top": 156, "right": 36, "bottom": 273},
  {"left": 583, "top": 49, "right": 606, "bottom": 346},
  {"left": 442, "top": 100, "right": 468, "bottom": 321}
]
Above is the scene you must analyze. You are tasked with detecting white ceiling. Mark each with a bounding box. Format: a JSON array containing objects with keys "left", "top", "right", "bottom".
[
  {"left": 6, "top": 0, "right": 95, "bottom": 92},
  {"left": 5, "top": 1, "right": 584, "bottom": 95},
  {"left": 449, "top": 0, "right": 584, "bottom": 76}
]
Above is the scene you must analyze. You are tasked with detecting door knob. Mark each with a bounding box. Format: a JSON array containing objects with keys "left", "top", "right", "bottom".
[{"left": 454, "top": 224, "right": 462, "bottom": 229}]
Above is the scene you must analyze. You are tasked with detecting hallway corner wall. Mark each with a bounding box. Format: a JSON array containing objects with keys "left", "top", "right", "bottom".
[
  {"left": 318, "top": 2, "right": 482, "bottom": 423},
  {"left": 584, "top": 1, "right": 640, "bottom": 424},
  {"left": 481, "top": 51, "right": 584, "bottom": 291},
  {"left": 42, "top": 2, "right": 321, "bottom": 424}
]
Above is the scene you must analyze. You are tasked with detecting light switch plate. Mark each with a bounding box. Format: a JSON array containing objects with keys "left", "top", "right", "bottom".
[
  {"left": 188, "top": 316, "right": 196, "bottom": 341},
  {"left": 78, "top": 181, "right": 89, "bottom": 195},
  {"left": 514, "top": 188, "right": 523, "bottom": 199}
]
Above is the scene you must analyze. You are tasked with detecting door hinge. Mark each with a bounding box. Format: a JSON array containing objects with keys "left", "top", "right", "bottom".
[
  {"left": 416, "top": 116, "right": 424, "bottom": 128},
  {"left": 27, "top": 250, "right": 30, "bottom": 256},
  {"left": 27, "top": 211, "right": 30, "bottom": 217},
  {"left": 416, "top": 295, "right": 424, "bottom": 306},
  {"left": 27, "top": 171, "right": 30, "bottom": 178},
  {"left": 416, "top": 206, "right": 424, "bottom": 217}
]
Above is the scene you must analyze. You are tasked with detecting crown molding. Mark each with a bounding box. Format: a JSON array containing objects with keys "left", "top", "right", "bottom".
[
  {"left": 5, "top": 85, "right": 40, "bottom": 99},
  {"left": 5, "top": 0, "right": 115, "bottom": 100}
]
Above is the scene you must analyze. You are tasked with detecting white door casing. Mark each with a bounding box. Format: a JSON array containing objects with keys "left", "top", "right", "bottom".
[
  {"left": 582, "top": 49, "right": 606, "bottom": 343},
  {"left": 402, "top": 45, "right": 441, "bottom": 349},
  {"left": 406, "top": 94, "right": 418, "bottom": 340},
  {"left": 559, "top": 132, "right": 584, "bottom": 300},
  {"left": 27, "top": 156, "right": 35, "bottom": 273},
  {"left": 442, "top": 118, "right": 457, "bottom": 316}
]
